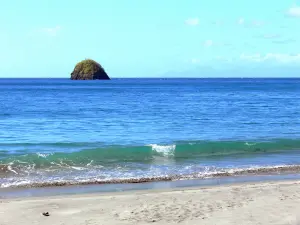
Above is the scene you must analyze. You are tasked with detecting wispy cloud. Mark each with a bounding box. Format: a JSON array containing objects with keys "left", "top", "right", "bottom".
[
  {"left": 238, "top": 18, "right": 244, "bottom": 25},
  {"left": 262, "top": 34, "right": 280, "bottom": 39},
  {"left": 202, "top": 40, "right": 231, "bottom": 48},
  {"left": 255, "top": 34, "right": 281, "bottom": 39},
  {"left": 212, "top": 20, "right": 223, "bottom": 26},
  {"left": 190, "top": 58, "right": 201, "bottom": 64},
  {"left": 287, "top": 6, "right": 300, "bottom": 17},
  {"left": 272, "top": 39, "right": 297, "bottom": 44},
  {"left": 237, "top": 18, "right": 264, "bottom": 27},
  {"left": 251, "top": 20, "right": 264, "bottom": 27},
  {"left": 215, "top": 56, "right": 233, "bottom": 62},
  {"left": 240, "top": 53, "right": 300, "bottom": 63},
  {"left": 204, "top": 40, "right": 213, "bottom": 47},
  {"left": 254, "top": 34, "right": 297, "bottom": 44},
  {"left": 41, "top": 26, "right": 61, "bottom": 36},
  {"left": 185, "top": 18, "right": 199, "bottom": 26},
  {"left": 219, "top": 42, "right": 232, "bottom": 47},
  {"left": 243, "top": 42, "right": 257, "bottom": 48},
  {"left": 279, "top": 25, "right": 289, "bottom": 29}
]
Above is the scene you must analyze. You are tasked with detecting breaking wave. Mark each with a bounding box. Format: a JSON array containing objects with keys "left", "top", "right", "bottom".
[{"left": 1, "top": 139, "right": 300, "bottom": 188}]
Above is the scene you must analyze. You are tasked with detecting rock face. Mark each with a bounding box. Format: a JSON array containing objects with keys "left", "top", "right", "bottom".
[{"left": 71, "top": 59, "right": 110, "bottom": 80}]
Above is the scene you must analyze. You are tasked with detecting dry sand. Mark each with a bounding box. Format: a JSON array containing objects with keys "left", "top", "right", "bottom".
[{"left": 1, "top": 180, "right": 300, "bottom": 225}]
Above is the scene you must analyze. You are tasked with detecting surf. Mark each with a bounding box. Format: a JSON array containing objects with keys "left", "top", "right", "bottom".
[{"left": 1, "top": 138, "right": 300, "bottom": 171}]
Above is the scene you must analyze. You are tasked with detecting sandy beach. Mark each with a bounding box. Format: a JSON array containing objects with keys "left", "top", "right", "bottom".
[{"left": 1, "top": 180, "right": 300, "bottom": 225}]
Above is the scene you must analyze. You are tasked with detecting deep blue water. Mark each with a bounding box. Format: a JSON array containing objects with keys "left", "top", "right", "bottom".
[{"left": 1, "top": 78, "right": 300, "bottom": 188}]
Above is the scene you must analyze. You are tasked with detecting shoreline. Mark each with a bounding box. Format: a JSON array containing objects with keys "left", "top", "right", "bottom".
[
  {"left": 3, "top": 164, "right": 300, "bottom": 190},
  {"left": 2, "top": 172, "right": 300, "bottom": 199},
  {"left": 1, "top": 179, "right": 300, "bottom": 224}
]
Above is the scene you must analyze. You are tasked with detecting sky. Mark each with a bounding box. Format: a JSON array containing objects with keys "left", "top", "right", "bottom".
[{"left": 1, "top": 0, "right": 300, "bottom": 78}]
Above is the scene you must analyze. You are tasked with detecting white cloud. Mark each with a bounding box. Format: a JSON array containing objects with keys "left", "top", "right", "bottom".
[
  {"left": 185, "top": 18, "right": 199, "bottom": 26},
  {"left": 287, "top": 6, "right": 300, "bottom": 17},
  {"left": 255, "top": 34, "right": 281, "bottom": 39},
  {"left": 240, "top": 53, "right": 300, "bottom": 63},
  {"left": 237, "top": 18, "right": 264, "bottom": 27},
  {"left": 251, "top": 20, "right": 264, "bottom": 27},
  {"left": 218, "top": 42, "right": 232, "bottom": 47},
  {"left": 272, "top": 39, "right": 296, "bottom": 44},
  {"left": 191, "top": 58, "right": 201, "bottom": 64},
  {"left": 215, "top": 56, "right": 233, "bottom": 62},
  {"left": 204, "top": 40, "right": 213, "bottom": 47},
  {"left": 238, "top": 18, "right": 244, "bottom": 25},
  {"left": 41, "top": 26, "right": 61, "bottom": 36},
  {"left": 202, "top": 40, "right": 231, "bottom": 48},
  {"left": 212, "top": 20, "right": 223, "bottom": 26},
  {"left": 262, "top": 34, "right": 281, "bottom": 39},
  {"left": 240, "top": 53, "right": 263, "bottom": 62}
]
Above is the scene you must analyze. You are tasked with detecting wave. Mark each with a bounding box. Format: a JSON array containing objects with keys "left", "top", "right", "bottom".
[
  {"left": 1, "top": 139, "right": 300, "bottom": 169},
  {"left": 2, "top": 164, "right": 300, "bottom": 188}
]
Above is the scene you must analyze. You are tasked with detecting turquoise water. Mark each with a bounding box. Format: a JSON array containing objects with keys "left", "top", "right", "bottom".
[{"left": 1, "top": 78, "right": 300, "bottom": 188}]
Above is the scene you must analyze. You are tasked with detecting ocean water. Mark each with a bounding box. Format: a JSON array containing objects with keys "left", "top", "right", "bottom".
[{"left": 1, "top": 78, "right": 300, "bottom": 188}]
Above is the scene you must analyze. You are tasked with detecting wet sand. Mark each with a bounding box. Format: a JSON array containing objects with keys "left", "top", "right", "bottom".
[{"left": 1, "top": 180, "right": 300, "bottom": 225}]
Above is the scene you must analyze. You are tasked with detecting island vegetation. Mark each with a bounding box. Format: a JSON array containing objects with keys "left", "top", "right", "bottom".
[{"left": 70, "top": 59, "right": 110, "bottom": 80}]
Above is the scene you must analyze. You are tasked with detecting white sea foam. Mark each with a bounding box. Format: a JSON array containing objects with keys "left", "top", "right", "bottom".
[
  {"left": 70, "top": 166, "right": 86, "bottom": 171},
  {"left": 1, "top": 180, "right": 31, "bottom": 188},
  {"left": 149, "top": 144, "right": 176, "bottom": 156},
  {"left": 245, "top": 142, "right": 257, "bottom": 146},
  {"left": 1, "top": 163, "right": 300, "bottom": 188},
  {"left": 7, "top": 164, "right": 18, "bottom": 175},
  {"left": 37, "top": 153, "right": 53, "bottom": 158},
  {"left": 86, "top": 160, "right": 94, "bottom": 166}
]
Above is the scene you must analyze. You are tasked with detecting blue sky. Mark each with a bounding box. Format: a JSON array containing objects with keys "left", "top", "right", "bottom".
[{"left": 1, "top": 0, "right": 300, "bottom": 78}]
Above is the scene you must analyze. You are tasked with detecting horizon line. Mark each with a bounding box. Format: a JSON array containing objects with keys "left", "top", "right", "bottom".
[{"left": 0, "top": 77, "right": 300, "bottom": 79}]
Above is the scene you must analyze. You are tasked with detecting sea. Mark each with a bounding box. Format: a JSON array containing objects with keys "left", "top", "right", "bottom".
[{"left": 1, "top": 78, "right": 300, "bottom": 190}]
